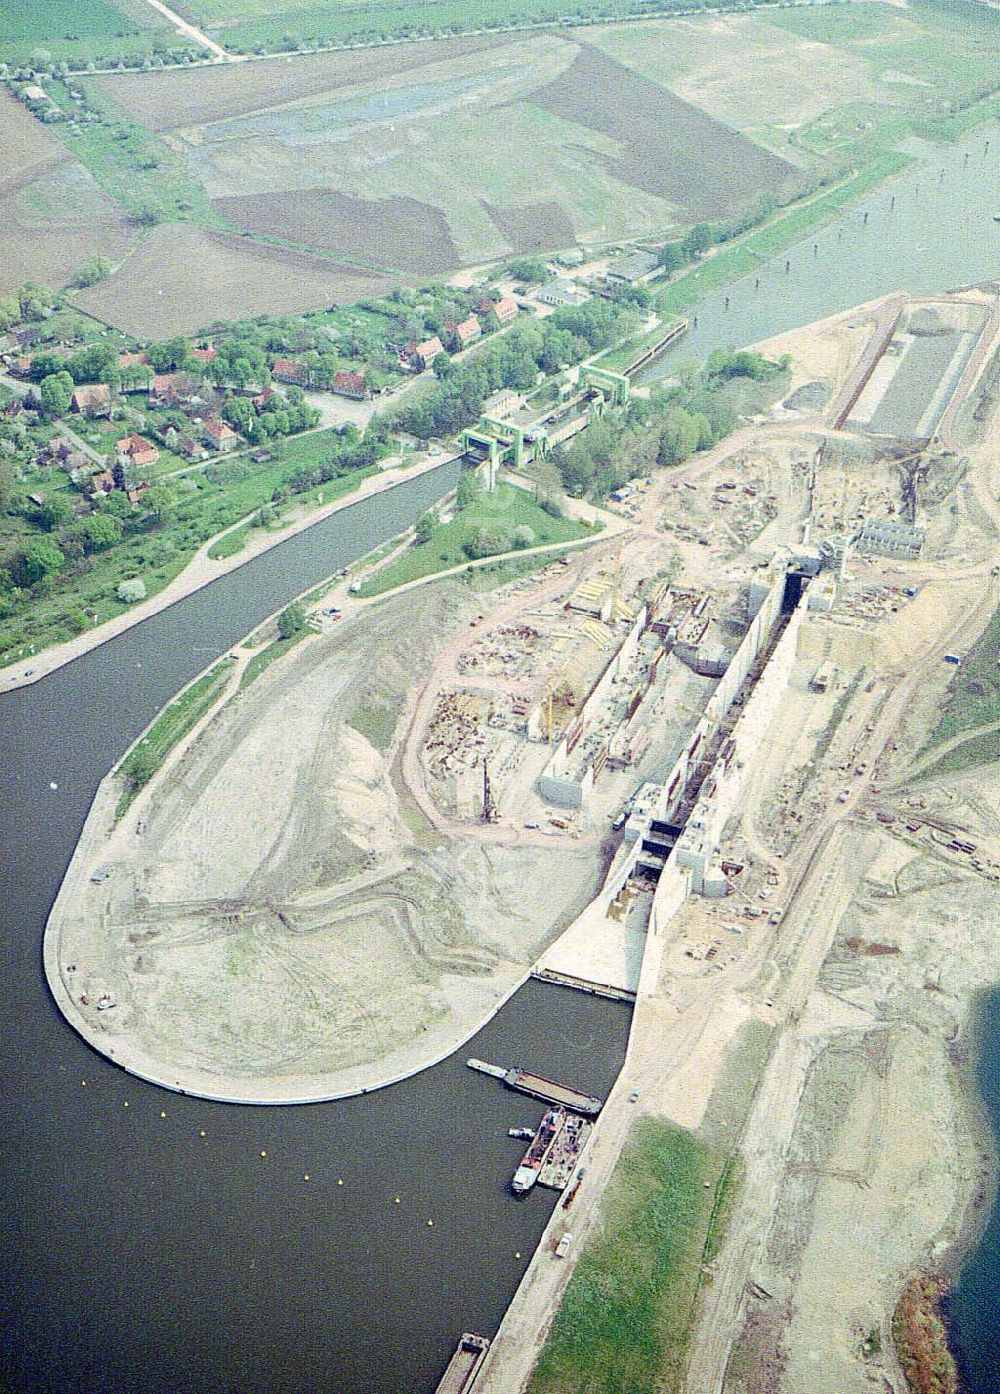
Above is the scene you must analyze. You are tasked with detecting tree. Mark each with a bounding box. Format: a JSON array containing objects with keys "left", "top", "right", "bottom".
[
  {"left": 83, "top": 512, "right": 124, "bottom": 551},
  {"left": 39, "top": 370, "right": 74, "bottom": 419},
  {"left": 276, "top": 601, "right": 306, "bottom": 639},
  {"left": 681, "top": 222, "right": 714, "bottom": 260},
  {"left": 20, "top": 536, "right": 65, "bottom": 585},
  {"left": 432, "top": 352, "right": 454, "bottom": 380},
  {"left": 35, "top": 496, "right": 73, "bottom": 531},
  {"left": 456, "top": 470, "right": 482, "bottom": 510},
  {"left": 117, "top": 578, "right": 146, "bottom": 603},
  {"left": 658, "top": 408, "right": 700, "bottom": 467},
  {"left": 72, "top": 255, "right": 113, "bottom": 288},
  {"left": 656, "top": 242, "right": 686, "bottom": 273},
  {"left": 511, "top": 524, "right": 535, "bottom": 549},
  {"left": 138, "top": 485, "right": 176, "bottom": 522},
  {"left": 414, "top": 511, "right": 435, "bottom": 544}
]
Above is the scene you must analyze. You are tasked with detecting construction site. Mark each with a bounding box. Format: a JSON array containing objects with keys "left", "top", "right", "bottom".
[{"left": 42, "top": 276, "right": 1000, "bottom": 1392}]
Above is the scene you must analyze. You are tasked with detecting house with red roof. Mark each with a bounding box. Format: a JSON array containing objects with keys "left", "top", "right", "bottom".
[
  {"left": 202, "top": 418, "right": 240, "bottom": 452},
  {"left": 331, "top": 370, "right": 368, "bottom": 400},
  {"left": 70, "top": 383, "right": 111, "bottom": 418},
  {"left": 115, "top": 433, "right": 160, "bottom": 469},
  {"left": 271, "top": 358, "right": 308, "bottom": 386},
  {"left": 401, "top": 337, "right": 445, "bottom": 372},
  {"left": 444, "top": 316, "right": 482, "bottom": 351}
]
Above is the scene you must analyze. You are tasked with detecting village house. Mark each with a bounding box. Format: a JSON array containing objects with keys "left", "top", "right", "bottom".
[
  {"left": 71, "top": 384, "right": 112, "bottom": 418},
  {"left": 606, "top": 251, "right": 659, "bottom": 286},
  {"left": 252, "top": 386, "right": 275, "bottom": 410},
  {"left": 271, "top": 358, "right": 308, "bottom": 386},
  {"left": 115, "top": 433, "right": 160, "bottom": 469},
  {"left": 402, "top": 336, "right": 445, "bottom": 372},
  {"left": 127, "top": 484, "right": 151, "bottom": 506},
  {"left": 149, "top": 372, "right": 196, "bottom": 408},
  {"left": 479, "top": 296, "right": 519, "bottom": 328},
  {"left": 40, "top": 436, "right": 73, "bottom": 465},
  {"left": 11, "top": 355, "right": 34, "bottom": 378},
  {"left": 202, "top": 418, "right": 240, "bottom": 452},
  {"left": 444, "top": 316, "right": 482, "bottom": 352},
  {"left": 331, "top": 369, "right": 368, "bottom": 400},
  {"left": 90, "top": 471, "right": 115, "bottom": 494},
  {"left": 536, "top": 280, "right": 591, "bottom": 309},
  {"left": 117, "top": 350, "right": 148, "bottom": 371},
  {"left": 174, "top": 434, "right": 207, "bottom": 461},
  {"left": 191, "top": 346, "right": 218, "bottom": 366}
]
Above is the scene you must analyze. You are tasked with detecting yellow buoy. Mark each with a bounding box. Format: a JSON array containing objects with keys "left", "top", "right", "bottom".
[
  {"left": 199, "top": 1130, "right": 206, "bottom": 1138},
  {"left": 160, "top": 1111, "right": 167, "bottom": 1119},
  {"left": 515, "top": 1252, "right": 521, "bottom": 1259},
  {"left": 337, "top": 1178, "right": 344, "bottom": 1187},
  {"left": 394, "top": 1197, "right": 401, "bottom": 1204},
  {"left": 123, "top": 1101, "right": 129, "bottom": 1108},
  {"left": 304, "top": 1173, "right": 310, "bottom": 1182},
  {"left": 260, "top": 1150, "right": 267, "bottom": 1158},
  {"left": 427, "top": 1219, "right": 434, "bottom": 1227},
  {"left": 81, "top": 1080, "right": 87, "bottom": 1087}
]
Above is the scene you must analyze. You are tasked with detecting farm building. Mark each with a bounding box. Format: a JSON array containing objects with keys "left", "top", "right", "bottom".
[
  {"left": 191, "top": 346, "right": 218, "bottom": 365},
  {"left": 115, "top": 433, "right": 160, "bottom": 468},
  {"left": 536, "top": 280, "right": 591, "bottom": 308},
  {"left": 555, "top": 247, "right": 586, "bottom": 267},
  {"left": 607, "top": 251, "right": 658, "bottom": 285},
  {"left": 150, "top": 372, "right": 196, "bottom": 407},
  {"left": 70, "top": 384, "right": 111, "bottom": 418},
  {"left": 332, "top": 370, "right": 368, "bottom": 400},
  {"left": 488, "top": 296, "right": 519, "bottom": 326},
  {"left": 202, "top": 418, "right": 240, "bottom": 452}
]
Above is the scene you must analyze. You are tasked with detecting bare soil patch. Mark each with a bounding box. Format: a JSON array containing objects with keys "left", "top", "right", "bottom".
[
  {"left": 0, "top": 162, "right": 136, "bottom": 294},
  {"left": 214, "top": 188, "right": 460, "bottom": 275},
  {"left": 74, "top": 222, "right": 393, "bottom": 336},
  {"left": 483, "top": 200, "right": 576, "bottom": 255},
  {"left": 526, "top": 41, "right": 799, "bottom": 220},
  {"left": 98, "top": 33, "right": 513, "bottom": 130}
]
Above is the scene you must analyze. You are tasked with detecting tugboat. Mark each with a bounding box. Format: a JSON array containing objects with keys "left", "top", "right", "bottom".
[{"left": 508, "top": 1126, "right": 535, "bottom": 1141}]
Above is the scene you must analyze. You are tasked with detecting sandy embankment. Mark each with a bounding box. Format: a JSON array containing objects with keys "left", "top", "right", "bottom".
[{"left": 43, "top": 581, "right": 606, "bottom": 1103}]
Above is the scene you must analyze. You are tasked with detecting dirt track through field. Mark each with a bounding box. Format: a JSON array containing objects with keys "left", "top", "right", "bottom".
[{"left": 526, "top": 41, "right": 799, "bottom": 220}]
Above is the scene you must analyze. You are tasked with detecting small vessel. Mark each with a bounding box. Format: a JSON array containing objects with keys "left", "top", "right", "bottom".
[
  {"left": 512, "top": 1108, "right": 564, "bottom": 1194},
  {"left": 508, "top": 1126, "right": 535, "bottom": 1141}
]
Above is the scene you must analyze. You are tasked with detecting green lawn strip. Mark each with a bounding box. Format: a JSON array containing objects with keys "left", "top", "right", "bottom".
[
  {"left": 653, "top": 151, "right": 912, "bottom": 316},
  {"left": 115, "top": 657, "right": 233, "bottom": 815},
  {"left": 0, "top": 0, "right": 184, "bottom": 65},
  {"left": 528, "top": 1117, "right": 726, "bottom": 1394},
  {"left": 44, "top": 78, "right": 222, "bottom": 227},
  {"left": 919, "top": 727, "right": 1000, "bottom": 781},
  {"left": 346, "top": 700, "right": 397, "bottom": 751},
  {"left": 355, "top": 484, "right": 590, "bottom": 597},
  {"left": 206, "top": 458, "right": 378, "bottom": 559},
  {"left": 209, "top": 0, "right": 764, "bottom": 53},
  {"left": 239, "top": 628, "right": 310, "bottom": 690},
  {"left": 594, "top": 316, "right": 686, "bottom": 373}
]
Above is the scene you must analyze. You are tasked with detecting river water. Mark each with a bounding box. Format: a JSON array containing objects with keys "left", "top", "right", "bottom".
[{"left": 2, "top": 114, "right": 1000, "bottom": 1393}]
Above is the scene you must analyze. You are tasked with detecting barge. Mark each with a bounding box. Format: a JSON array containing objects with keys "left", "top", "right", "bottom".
[
  {"left": 435, "top": 1332, "right": 490, "bottom": 1394},
  {"left": 467, "top": 1058, "right": 603, "bottom": 1116},
  {"left": 512, "top": 1108, "right": 564, "bottom": 1194}
]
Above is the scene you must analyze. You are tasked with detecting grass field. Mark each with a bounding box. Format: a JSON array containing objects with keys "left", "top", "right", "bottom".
[
  {"left": 239, "top": 628, "right": 311, "bottom": 689},
  {"left": 356, "top": 483, "right": 590, "bottom": 596},
  {"left": 919, "top": 600, "right": 1000, "bottom": 776},
  {"left": 527, "top": 1118, "right": 724, "bottom": 1394}
]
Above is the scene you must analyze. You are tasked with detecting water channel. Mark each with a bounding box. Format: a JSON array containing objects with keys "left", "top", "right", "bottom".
[{"left": 2, "top": 115, "right": 999, "bottom": 1394}]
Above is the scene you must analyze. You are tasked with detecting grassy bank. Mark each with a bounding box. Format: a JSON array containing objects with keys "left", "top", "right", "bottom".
[
  {"left": 920, "top": 600, "right": 1000, "bottom": 770},
  {"left": 355, "top": 484, "right": 591, "bottom": 597},
  {"left": 239, "top": 628, "right": 311, "bottom": 690},
  {"left": 528, "top": 1118, "right": 727, "bottom": 1394},
  {"left": 653, "top": 150, "right": 912, "bottom": 317},
  {"left": 892, "top": 1274, "right": 959, "bottom": 1394},
  {"left": 115, "top": 657, "right": 233, "bottom": 816},
  {"left": 593, "top": 316, "right": 686, "bottom": 374}
]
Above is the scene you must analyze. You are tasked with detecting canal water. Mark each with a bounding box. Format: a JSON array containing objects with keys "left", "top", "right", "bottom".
[
  {"left": 2, "top": 114, "right": 1000, "bottom": 1392},
  {"left": 640, "top": 124, "right": 1000, "bottom": 385}
]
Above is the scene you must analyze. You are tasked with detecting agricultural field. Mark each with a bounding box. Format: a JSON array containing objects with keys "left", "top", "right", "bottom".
[
  {"left": 97, "top": 30, "right": 799, "bottom": 281},
  {"left": 73, "top": 224, "right": 394, "bottom": 336},
  {"left": 0, "top": 160, "right": 136, "bottom": 295},
  {"left": 0, "top": 0, "right": 183, "bottom": 66}
]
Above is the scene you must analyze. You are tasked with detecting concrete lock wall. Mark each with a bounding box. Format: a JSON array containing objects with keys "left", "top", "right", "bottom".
[{"left": 536, "top": 604, "right": 649, "bottom": 808}]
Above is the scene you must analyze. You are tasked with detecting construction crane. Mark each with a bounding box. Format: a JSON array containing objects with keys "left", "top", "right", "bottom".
[{"left": 482, "top": 757, "right": 499, "bottom": 823}]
